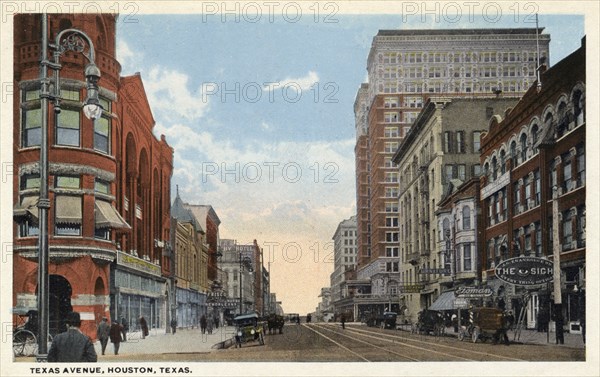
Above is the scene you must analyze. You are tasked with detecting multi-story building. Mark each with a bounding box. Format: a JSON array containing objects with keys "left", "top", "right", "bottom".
[
  {"left": 479, "top": 37, "right": 585, "bottom": 330},
  {"left": 355, "top": 27, "right": 550, "bottom": 319},
  {"left": 170, "top": 191, "right": 209, "bottom": 328},
  {"left": 12, "top": 14, "right": 173, "bottom": 338},
  {"left": 330, "top": 215, "right": 358, "bottom": 304},
  {"left": 392, "top": 97, "right": 519, "bottom": 321},
  {"left": 218, "top": 239, "right": 261, "bottom": 316},
  {"left": 185, "top": 204, "right": 221, "bottom": 288}
]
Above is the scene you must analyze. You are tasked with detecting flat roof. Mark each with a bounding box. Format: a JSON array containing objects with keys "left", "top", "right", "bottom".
[{"left": 377, "top": 28, "right": 545, "bottom": 36}]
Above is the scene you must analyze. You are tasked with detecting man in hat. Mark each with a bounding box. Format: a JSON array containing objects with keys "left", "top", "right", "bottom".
[
  {"left": 96, "top": 317, "right": 110, "bottom": 355},
  {"left": 109, "top": 320, "right": 123, "bottom": 355},
  {"left": 48, "top": 312, "right": 97, "bottom": 362}
]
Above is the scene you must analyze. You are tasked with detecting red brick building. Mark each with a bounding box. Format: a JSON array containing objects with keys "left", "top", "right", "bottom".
[
  {"left": 12, "top": 14, "right": 173, "bottom": 338},
  {"left": 479, "top": 38, "right": 585, "bottom": 329}
]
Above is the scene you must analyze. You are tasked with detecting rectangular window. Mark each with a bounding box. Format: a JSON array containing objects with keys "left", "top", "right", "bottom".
[
  {"left": 95, "top": 180, "right": 110, "bottom": 194},
  {"left": 56, "top": 109, "right": 80, "bottom": 146},
  {"left": 463, "top": 244, "right": 472, "bottom": 271},
  {"left": 95, "top": 228, "right": 111, "bottom": 240},
  {"left": 386, "top": 217, "right": 398, "bottom": 227},
  {"left": 385, "top": 202, "right": 398, "bottom": 213},
  {"left": 444, "top": 132, "right": 452, "bottom": 153},
  {"left": 444, "top": 165, "right": 454, "bottom": 183},
  {"left": 94, "top": 116, "right": 110, "bottom": 154},
  {"left": 473, "top": 132, "right": 481, "bottom": 153},
  {"left": 456, "top": 131, "right": 465, "bottom": 153},
  {"left": 458, "top": 165, "right": 466, "bottom": 181},
  {"left": 22, "top": 108, "right": 42, "bottom": 147},
  {"left": 513, "top": 182, "right": 521, "bottom": 214},
  {"left": 385, "top": 187, "right": 398, "bottom": 198},
  {"left": 55, "top": 195, "right": 82, "bottom": 236},
  {"left": 473, "top": 164, "right": 481, "bottom": 177},
  {"left": 386, "top": 247, "right": 399, "bottom": 257},
  {"left": 20, "top": 174, "right": 40, "bottom": 190},
  {"left": 563, "top": 210, "right": 573, "bottom": 250},
  {"left": 384, "top": 126, "right": 399, "bottom": 138},
  {"left": 384, "top": 112, "right": 399, "bottom": 123},
  {"left": 385, "top": 172, "right": 398, "bottom": 183},
  {"left": 534, "top": 170, "right": 541, "bottom": 205},
  {"left": 577, "top": 145, "right": 585, "bottom": 187},
  {"left": 385, "top": 232, "right": 399, "bottom": 242},
  {"left": 535, "top": 222, "right": 542, "bottom": 256},
  {"left": 384, "top": 142, "right": 398, "bottom": 153},
  {"left": 524, "top": 225, "right": 532, "bottom": 255},
  {"left": 563, "top": 159, "right": 572, "bottom": 192},
  {"left": 55, "top": 176, "right": 81, "bottom": 189},
  {"left": 384, "top": 97, "right": 399, "bottom": 108},
  {"left": 60, "top": 89, "right": 80, "bottom": 101}
]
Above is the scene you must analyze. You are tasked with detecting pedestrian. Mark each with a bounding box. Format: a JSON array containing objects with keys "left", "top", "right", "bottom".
[
  {"left": 120, "top": 316, "right": 128, "bottom": 342},
  {"left": 341, "top": 314, "right": 345, "bottom": 330},
  {"left": 207, "top": 315, "right": 214, "bottom": 334},
  {"left": 47, "top": 312, "right": 97, "bottom": 362},
  {"left": 139, "top": 315, "right": 149, "bottom": 339},
  {"left": 200, "top": 314, "right": 207, "bottom": 334},
  {"left": 96, "top": 317, "right": 110, "bottom": 355},
  {"left": 170, "top": 318, "right": 177, "bottom": 334},
  {"left": 506, "top": 311, "right": 515, "bottom": 331},
  {"left": 109, "top": 320, "right": 123, "bottom": 355},
  {"left": 214, "top": 315, "right": 219, "bottom": 329}
]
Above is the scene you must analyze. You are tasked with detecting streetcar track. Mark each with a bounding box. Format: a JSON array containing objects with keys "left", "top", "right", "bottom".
[
  {"left": 312, "top": 323, "right": 467, "bottom": 361},
  {"left": 303, "top": 324, "right": 371, "bottom": 361},
  {"left": 313, "top": 323, "right": 525, "bottom": 362},
  {"left": 308, "top": 324, "right": 421, "bottom": 361}
]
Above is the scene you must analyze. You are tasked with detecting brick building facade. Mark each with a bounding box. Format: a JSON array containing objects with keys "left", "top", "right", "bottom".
[{"left": 12, "top": 14, "right": 173, "bottom": 339}]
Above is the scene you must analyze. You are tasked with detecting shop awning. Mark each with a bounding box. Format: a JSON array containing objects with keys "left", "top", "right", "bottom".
[
  {"left": 13, "top": 196, "right": 39, "bottom": 223},
  {"left": 55, "top": 196, "right": 82, "bottom": 224},
  {"left": 429, "top": 291, "right": 456, "bottom": 311},
  {"left": 95, "top": 200, "right": 131, "bottom": 229}
]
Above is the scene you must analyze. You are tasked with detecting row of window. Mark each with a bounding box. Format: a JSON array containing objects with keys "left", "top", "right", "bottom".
[
  {"left": 383, "top": 112, "right": 421, "bottom": 124},
  {"left": 383, "top": 96, "right": 423, "bottom": 109},
  {"left": 21, "top": 88, "right": 112, "bottom": 154},
  {"left": 18, "top": 174, "right": 113, "bottom": 239},
  {"left": 379, "top": 50, "right": 542, "bottom": 64},
  {"left": 379, "top": 65, "right": 535, "bottom": 80},
  {"left": 379, "top": 80, "right": 529, "bottom": 94}
]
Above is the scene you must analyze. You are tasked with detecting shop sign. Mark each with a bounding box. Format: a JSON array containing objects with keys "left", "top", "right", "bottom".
[
  {"left": 398, "top": 284, "right": 424, "bottom": 293},
  {"left": 453, "top": 298, "right": 469, "bottom": 309},
  {"left": 454, "top": 286, "right": 493, "bottom": 298},
  {"left": 495, "top": 256, "right": 554, "bottom": 285},
  {"left": 419, "top": 268, "right": 450, "bottom": 275}
]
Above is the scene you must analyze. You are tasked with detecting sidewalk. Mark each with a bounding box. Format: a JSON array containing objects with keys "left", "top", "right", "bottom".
[
  {"left": 95, "top": 325, "right": 235, "bottom": 357},
  {"left": 443, "top": 326, "right": 586, "bottom": 349}
]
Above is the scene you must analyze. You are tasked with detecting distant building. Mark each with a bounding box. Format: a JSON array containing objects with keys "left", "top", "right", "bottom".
[{"left": 330, "top": 215, "right": 358, "bottom": 304}]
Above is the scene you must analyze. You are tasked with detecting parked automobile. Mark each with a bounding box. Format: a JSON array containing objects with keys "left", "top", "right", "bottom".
[
  {"left": 411, "top": 309, "right": 445, "bottom": 336},
  {"left": 366, "top": 312, "right": 397, "bottom": 329},
  {"left": 233, "top": 313, "right": 264, "bottom": 347}
]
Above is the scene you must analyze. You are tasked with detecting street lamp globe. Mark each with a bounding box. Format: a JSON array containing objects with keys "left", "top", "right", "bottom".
[{"left": 83, "top": 62, "right": 103, "bottom": 120}]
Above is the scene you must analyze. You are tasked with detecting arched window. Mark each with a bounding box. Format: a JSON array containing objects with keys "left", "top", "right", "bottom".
[
  {"left": 500, "top": 150, "right": 506, "bottom": 174},
  {"left": 556, "top": 102, "right": 568, "bottom": 138},
  {"left": 573, "top": 90, "right": 585, "bottom": 126},
  {"left": 510, "top": 141, "right": 517, "bottom": 168},
  {"left": 491, "top": 156, "right": 498, "bottom": 180},
  {"left": 519, "top": 133, "right": 527, "bottom": 163},
  {"left": 462, "top": 206, "right": 471, "bottom": 230},
  {"left": 531, "top": 124, "right": 539, "bottom": 154}
]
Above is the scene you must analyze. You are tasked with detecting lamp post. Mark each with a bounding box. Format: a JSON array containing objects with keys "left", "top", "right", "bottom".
[{"left": 36, "top": 14, "right": 102, "bottom": 361}]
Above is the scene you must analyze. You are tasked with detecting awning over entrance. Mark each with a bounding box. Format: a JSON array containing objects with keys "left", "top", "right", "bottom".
[
  {"left": 429, "top": 291, "right": 456, "bottom": 311},
  {"left": 55, "top": 196, "right": 82, "bottom": 224},
  {"left": 95, "top": 200, "right": 131, "bottom": 229},
  {"left": 13, "top": 196, "right": 39, "bottom": 223}
]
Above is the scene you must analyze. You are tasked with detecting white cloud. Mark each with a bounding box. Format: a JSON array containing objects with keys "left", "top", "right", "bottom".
[
  {"left": 116, "top": 39, "right": 138, "bottom": 75},
  {"left": 144, "top": 67, "right": 210, "bottom": 122},
  {"left": 263, "top": 71, "right": 320, "bottom": 92}
]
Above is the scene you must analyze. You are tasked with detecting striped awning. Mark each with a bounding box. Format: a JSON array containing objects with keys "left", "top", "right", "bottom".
[
  {"left": 429, "top": 291, "right": 456, "bottom": 311},
  {"left": 55, "top": 196, "right": 82, "bottom": 224},
  {"left": 95, "top": 200, "right": 131, "bottom": 229},
  {"left": 13, "top": 196, "right": 39, "bottom": 223}
]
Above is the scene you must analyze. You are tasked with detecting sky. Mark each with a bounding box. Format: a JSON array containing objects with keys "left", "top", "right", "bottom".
[{"left": 113, "top": 4, "right": 586, "bottom": 315}]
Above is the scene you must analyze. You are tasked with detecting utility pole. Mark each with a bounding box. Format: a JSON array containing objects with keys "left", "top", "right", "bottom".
[{"left": 552, "top": 186, "right": 564, "bottom": 344}]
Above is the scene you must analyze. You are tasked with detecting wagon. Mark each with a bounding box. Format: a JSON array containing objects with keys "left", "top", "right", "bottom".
[
  {"left": 458, "top": 307, "right": 508, "bottom": 344},
  {"left": 233, "top": 313, "right": 264, "bottom": 347},
  {"left": 411, "top": 310, "right": 445, "bottom": 336}
]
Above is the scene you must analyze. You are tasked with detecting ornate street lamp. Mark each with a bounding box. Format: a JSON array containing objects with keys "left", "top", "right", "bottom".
[{"left": 36, "top": 14, "right": 102, "bottom": 361}]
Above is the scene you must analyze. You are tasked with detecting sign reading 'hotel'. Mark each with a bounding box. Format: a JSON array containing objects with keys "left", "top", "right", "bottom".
[{"left": 494, "top": 257, "right": 554, "bottom": 285}]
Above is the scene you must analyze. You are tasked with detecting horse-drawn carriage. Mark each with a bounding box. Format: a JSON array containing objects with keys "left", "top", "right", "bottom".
[
  {"left": 411, "top": 309, "right": 445, "bottom": 336},
  {"left": 266, "top": 313, "right": 284, "bottom": 334},
  {"left": 233, "top": 313, "right": 265, "bottom": 348},
  {"left": 458, "top": 307, "right": 509, "bottom": 344},
  {"left": 12, "top": 309, "right": 54, "bottom": 357}
]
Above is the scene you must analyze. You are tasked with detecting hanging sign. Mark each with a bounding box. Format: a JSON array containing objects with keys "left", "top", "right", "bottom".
[{"left": 495, "top": 256, "right": 554, "bottom": 285}]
